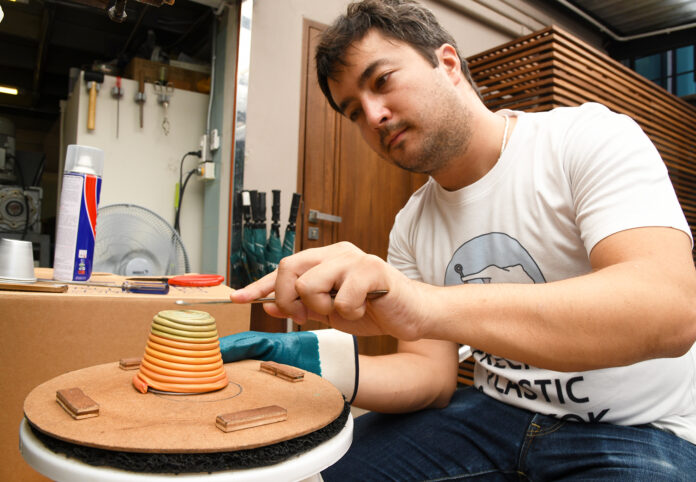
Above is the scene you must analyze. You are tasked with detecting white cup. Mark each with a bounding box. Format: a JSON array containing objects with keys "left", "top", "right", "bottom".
[{"left": 0, "top": 238, "right": 37, "bottom": 282}]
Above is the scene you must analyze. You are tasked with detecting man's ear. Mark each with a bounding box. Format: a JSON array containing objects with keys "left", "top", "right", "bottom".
[{"left": 436, "top": 44, "right": 463, "bottom": 84}]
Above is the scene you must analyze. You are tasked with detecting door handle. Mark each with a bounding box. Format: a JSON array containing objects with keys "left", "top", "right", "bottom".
[{"left": 308, "top": 209, "right": 342, "bottom": 224}]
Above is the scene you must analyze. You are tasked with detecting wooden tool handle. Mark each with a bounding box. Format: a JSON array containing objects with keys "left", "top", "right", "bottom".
[
  {"left": 0, "top": 282, "right": 68, "bottom": 293},
  {"left": 87, "top": 82, "right": 97, "bottom": 131}
]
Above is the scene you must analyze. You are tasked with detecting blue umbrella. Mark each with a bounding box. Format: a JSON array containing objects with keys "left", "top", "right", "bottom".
[
  {"left": 242, "top": 190, "right": 263, "bottom": 282},
  {"left": 281, "top": 193, "right": 302, "bottom": 259},
  {"left": 251, "top": 191, "right": 268, "bottom": 281},
  {"left": 229, "top": 191, "right": 251, "bottom": 288},
  {"left": 265, "top": 190, "right": 283, "bottom": 274}
]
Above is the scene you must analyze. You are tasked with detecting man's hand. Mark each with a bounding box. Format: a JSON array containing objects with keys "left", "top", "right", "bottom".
[{"left": 230, "top": 242, "right": 432, "bottom": 341}]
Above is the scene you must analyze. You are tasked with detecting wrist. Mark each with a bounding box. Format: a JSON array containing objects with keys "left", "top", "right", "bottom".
[
  {"left": 311, "top": 328, "right": 359, "bottom": 404},
  {"left": 406, "top": 278, "right": 440, "bottom": 340}
]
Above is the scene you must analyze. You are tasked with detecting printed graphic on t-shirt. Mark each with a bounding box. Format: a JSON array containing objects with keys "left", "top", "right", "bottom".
[
  {"left": 444, "top": 232, "right": 611, "bottom": 423},
  {"left": 444, "top": 232, "right": 545, "bottom": 286}
]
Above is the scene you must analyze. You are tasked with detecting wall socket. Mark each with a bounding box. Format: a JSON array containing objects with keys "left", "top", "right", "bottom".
[{"left": 200, "top": 161, "right": 215, "bottom": 180}]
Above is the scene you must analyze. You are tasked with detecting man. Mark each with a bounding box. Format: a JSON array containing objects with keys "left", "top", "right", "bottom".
[{"left": 224, "top": 0, "right": 696, "bottom": 479}]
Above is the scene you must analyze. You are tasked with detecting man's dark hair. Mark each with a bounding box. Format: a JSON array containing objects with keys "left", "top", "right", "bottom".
[{"left": 315, "top": 0, "right": 479, "bottom": 113}]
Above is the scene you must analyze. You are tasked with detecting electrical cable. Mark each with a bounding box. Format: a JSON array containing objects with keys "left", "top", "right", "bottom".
[
  {"left": 174, "top": 167, "right": 198, "bottom": 235},
  {"left": 175, "top": 150, "right": 201, "bottom": 233}
]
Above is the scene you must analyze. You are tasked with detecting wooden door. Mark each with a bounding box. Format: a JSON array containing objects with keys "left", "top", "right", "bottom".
[{"left": 296, "top": 21, "right": 427, "bottom": 356}]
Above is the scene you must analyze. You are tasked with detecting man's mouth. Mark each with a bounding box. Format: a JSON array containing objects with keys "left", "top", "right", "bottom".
[{"left": 382, "top": 125, "right": 408, "bottom": 151}]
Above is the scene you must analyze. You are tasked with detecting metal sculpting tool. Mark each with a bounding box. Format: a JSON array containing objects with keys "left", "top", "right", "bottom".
[{"left": 175, "top": 289, "right": 388, "bottom": 305}]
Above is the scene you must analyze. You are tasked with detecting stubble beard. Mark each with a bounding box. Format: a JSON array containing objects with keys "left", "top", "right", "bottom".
[{"left": 387, "top": 88, "right": 472, "bottom": 176}]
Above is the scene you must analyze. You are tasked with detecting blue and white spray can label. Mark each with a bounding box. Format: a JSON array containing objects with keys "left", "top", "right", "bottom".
[{"left": 53, "top": 145, "right": 104, "bottom": 282}]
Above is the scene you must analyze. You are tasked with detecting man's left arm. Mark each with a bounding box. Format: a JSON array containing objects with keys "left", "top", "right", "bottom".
[{"left": 425, "top": 225, "right": 696, "bottom": 372}]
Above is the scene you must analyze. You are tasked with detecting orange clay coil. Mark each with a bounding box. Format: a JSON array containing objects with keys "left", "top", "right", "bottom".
[
  {"left": 133, "top": 310, "right": 229, "bottom": 394},
  {"left": 137, "top": 364, "right": 228, "bottom": 384},
  {"left": 146, "top": 340, "right": 221, "bottom": 358},
  {"left": 142, "top": 353, "right": 224, "bottom": 372},
  {"left": 140, "top": 358, "right": 224, "bottom": 378},
  {"left": 133, "top": 372, "right": 229, "bottom": 394},
  {"left": 144, "top": 345, "right": 222, "bottom": 365}
]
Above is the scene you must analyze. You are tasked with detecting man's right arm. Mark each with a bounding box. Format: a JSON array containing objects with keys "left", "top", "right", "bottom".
[{"left": 353, "top": 338, "right": 459, "bottom": 412}]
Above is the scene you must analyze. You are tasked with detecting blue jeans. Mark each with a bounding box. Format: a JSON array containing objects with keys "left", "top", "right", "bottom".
[{"left": 322, "top": 387, "right": 696, "bottom": 481}]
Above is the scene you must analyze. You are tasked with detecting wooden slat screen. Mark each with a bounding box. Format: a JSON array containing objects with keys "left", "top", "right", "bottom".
[
  {"left": 467, "top": 26, "right": 696, "bottom": 263},
  {"left": 457, "top": 356, "right": 475, "bottom": 387}
]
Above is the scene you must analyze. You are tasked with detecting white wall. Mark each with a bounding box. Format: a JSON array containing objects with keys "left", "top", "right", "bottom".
[
  {"left": 61, "top": 72, "right": 209, "bottom": 273},
  {"left": 241, "top": 0, "right": 517, "bottom": 221}
]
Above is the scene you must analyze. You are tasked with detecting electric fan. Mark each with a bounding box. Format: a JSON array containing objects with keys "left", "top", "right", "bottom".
[{"left": 93, "top": 203, "right": 190, "bottom": 276}]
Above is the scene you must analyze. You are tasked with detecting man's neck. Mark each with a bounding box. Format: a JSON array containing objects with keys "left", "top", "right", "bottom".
[{"left": 433, "top": 111, "right": 512, "bottom": 191}]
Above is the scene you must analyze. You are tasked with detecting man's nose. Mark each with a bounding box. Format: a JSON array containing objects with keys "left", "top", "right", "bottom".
[{"left": 363, "top": 96, "right": 390, "bottom": 129}]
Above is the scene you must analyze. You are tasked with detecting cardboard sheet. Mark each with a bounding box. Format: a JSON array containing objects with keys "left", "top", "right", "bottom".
[{"left": 1, "top": 268, "right": 250, "bottom": 481}]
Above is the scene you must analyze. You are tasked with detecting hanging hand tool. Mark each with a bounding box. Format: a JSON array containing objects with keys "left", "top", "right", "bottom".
[
  {"left": 135, "top": 72, "right": 146, "bottom": 128},
  {"left": 108, "top": 0, "right": 128, "bottom": 22},
  {"left": 37, "top": 278, "right": 170, "bottom": 294},
  {"left": 157, "top": 87, "right": 173, "bottom": 135},
  {"left": 155, "top": 66, "right": 174, "bottom": 136},
  {"left": 111, "top": 77, "right": 124, "bottom": 138},
  {"left": 84, "top": 71, "right": 104, "bottom": 131}
]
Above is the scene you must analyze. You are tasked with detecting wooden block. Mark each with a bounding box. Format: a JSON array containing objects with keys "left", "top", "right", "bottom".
[
  {"left": 215, "top": 405, "right": 287, "bottom": 433},
  {"left": 119, "top": 357, "right": 141, "bottom": 370},
  {"left": 56, "top": 388, "right": 99, "bottom": 420},
  {"left": 123, "top": 57, "right": 210, "bottom": 93},
  {"left": 259, "top": 361, "right": 304, "bottom": 382}
]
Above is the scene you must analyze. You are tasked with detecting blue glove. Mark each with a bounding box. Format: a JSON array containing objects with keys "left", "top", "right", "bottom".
[
  {"left": 220, "top": 331, "right": 322, "bottom": 374},
  {"left": 219, "top": 329, "right": 359, "bottom": 403}
]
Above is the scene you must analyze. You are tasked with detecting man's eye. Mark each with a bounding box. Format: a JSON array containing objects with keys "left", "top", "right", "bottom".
[
  {"left": 375, "top": 72, "right": 390, "bottom": 89},
  {"left": 349, "top": 109, "right": 361, "bottom": 122}
]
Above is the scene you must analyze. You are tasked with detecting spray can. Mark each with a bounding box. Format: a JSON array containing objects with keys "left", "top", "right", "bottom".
[{"left": 53, "top": 145, "right": 104, "bottom": 281}]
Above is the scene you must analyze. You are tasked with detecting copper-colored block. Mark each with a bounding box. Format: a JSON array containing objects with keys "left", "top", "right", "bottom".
[
  {"left": 259, "top": 361, "right": 304, "bottom": 382},
  {"left": 216, "top": 405, "right": 287, "bottom": 433},
  {"left": 56, "top": 388, "right": 99, "bottom": 420},
  {"left": 118, "top": 357, "right": 141, "bottom": 370}
]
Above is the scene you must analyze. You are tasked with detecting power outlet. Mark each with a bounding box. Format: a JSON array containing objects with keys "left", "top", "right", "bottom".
[{"left": 200, "top": 161, "right": 215, "bottom": 180}]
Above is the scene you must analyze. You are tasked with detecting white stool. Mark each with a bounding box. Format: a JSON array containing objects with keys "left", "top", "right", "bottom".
[{"left": 20, "top": 415, "right": 352, "bottom": 482}]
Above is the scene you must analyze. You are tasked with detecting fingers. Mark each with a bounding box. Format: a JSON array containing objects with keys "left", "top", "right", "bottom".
[
  {"left": 239, "top": 242, "right": 397, "bottom": 333},
  {"left": 229, "top": 271, "right": 277, "bottom": 303},
  {"left": 273, "top": 243, "right": 358, "bottom": 321},
  {"left": 302, "top": 253, "right": 386, "bottom": 320}
]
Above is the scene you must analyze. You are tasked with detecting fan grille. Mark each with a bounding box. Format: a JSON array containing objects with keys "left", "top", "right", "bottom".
[{"left": 94, "top": 204, "right": 190, "bottom": 276}]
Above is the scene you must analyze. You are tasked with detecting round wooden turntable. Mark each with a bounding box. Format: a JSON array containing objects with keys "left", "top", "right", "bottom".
[{"left": 23, "top": 359, "right": 345, "bottom": 454}]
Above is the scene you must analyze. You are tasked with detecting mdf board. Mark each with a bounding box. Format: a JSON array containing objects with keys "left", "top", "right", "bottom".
[
  {"left": 23, "top": 360, "right": 343, "bottom": 453},
  {"left": 467, "top": 26, "right": 696, "bottom": 261},
  {"left": 296, "top": 20, "right": 427, "bottom": 356}
]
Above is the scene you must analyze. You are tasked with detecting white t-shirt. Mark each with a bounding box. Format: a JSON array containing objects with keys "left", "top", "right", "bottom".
[{"left": 388, "top": 103, "right": 696, "bottom": 444}]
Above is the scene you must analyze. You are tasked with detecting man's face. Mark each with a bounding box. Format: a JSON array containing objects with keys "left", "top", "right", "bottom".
[{"left": 328, "top": 30, "right": 472, "bottom": 175}]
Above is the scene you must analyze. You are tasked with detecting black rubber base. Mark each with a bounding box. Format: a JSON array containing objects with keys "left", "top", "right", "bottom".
[{"left": 29, "top": 401, "right": 350, "bottom": 474}]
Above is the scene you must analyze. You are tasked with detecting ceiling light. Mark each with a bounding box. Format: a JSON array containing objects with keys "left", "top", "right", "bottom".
[{"left": 0, "top": 86, "right": 19, "bottom": 96}]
